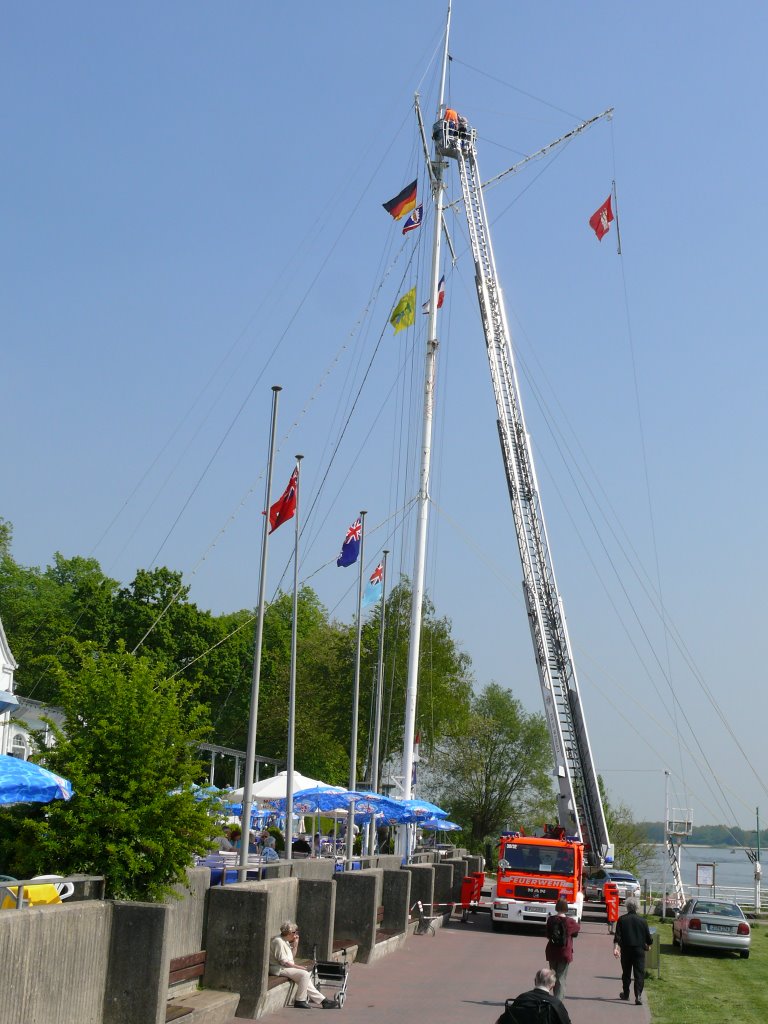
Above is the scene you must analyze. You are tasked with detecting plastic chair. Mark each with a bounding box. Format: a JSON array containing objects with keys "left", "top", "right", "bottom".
[{"left": 31, "top": 875, "right": 75, "bottom": 900}]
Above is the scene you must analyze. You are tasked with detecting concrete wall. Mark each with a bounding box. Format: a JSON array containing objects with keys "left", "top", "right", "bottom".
[
  {"left": 103, "top": 901, "right": 169, "bottom": 1024},
  {"left": 443, "top": 858, "right": 468, "bottom": 902},
  {"left": 433, "top": 862, "right": 455, "bottom": 913},
  {"left": 205, "top": 877, "right": 298, "bottom": 1019},
  {"left": 166, "top": 866, "right": 210, "bottom": 960},
  {"left": 0, "top": 902, "right": 111, "bottom": 1024},
  {"left": 297, "top": 878, "right": 335, "bottom": 960},
  {"left": 402, "top": 864, "right": 434, "bottom": 916},
  {"left": 262, "top": 859, "right": 335, "bottom": 881},
  {"left": 381, "top": 869, "right": 410, "bottom": 933},
  {"left": 333, "top": 869, "right": 380, "bottom": 962}
]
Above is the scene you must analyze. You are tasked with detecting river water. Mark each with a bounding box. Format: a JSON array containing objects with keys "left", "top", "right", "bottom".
[{"left": 641, "top": 844, "right": 759, "bottom": 891}]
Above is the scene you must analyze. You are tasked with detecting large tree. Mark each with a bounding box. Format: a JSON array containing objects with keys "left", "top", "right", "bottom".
[
  {"left": 430, "top": 683, "right": 555, "bottom": 849},
  {"left": 0, "top": 644, "right": 217, "bottom": 900}
]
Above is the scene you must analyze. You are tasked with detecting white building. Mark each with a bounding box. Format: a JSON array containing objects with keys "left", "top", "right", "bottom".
[
  {"left": 0, "top": 615, "right": 20, "bottom": 756},
  {"left": 0, "top": 616, "right": 63, "bottom": 758}
]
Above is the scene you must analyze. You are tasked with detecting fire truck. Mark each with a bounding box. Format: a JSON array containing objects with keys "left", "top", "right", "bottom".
[
  {"left": 492, "top": 826, "right": 584, "bottom": 927},
  {"left": 433, "top": 111, "right": 614, "bottom": 926}
]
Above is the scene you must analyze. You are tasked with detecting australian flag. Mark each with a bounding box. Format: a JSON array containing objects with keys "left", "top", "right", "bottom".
[{"left": 336, "top": 518, "right": 362, "bottom": 567}]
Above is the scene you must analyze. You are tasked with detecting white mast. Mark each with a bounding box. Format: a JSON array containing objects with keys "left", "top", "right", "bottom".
[{"left": 400, "top": 1, "right": 451, "bottom": 809}]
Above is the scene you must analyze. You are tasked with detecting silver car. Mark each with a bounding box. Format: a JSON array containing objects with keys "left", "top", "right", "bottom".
[
  {"left": 672, "top": 897, "right": 751, "bottom": 958},
  {"left": 585, "top": 868, "right": 641, "bottom": 903}
]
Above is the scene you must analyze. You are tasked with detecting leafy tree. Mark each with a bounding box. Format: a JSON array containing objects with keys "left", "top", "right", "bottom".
[
  {"left": 430, "top": 683, "right": 555, "bottom": 850},
  {"left": 0, "top": 644, "right": 217, "bottom": 900},
  {"left": 358, "top": 577, "right": 474, "bottom": 780}
]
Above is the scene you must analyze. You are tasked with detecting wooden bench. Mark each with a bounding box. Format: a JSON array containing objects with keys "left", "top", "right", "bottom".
[
  {"left": 169, "top": 950, "right": 206, "bottom": 987},
  {"left": 375, "top": 905, "right": 399, "bottom": 942}
]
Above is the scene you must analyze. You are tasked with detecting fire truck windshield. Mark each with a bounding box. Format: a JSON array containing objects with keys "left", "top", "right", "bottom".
[{"left": 500, "top": 843, "right": 574, "bottom": 875}]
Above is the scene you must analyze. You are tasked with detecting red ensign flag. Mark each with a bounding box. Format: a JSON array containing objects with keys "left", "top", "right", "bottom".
[{"left": 268, "top": 467, "right": 298, "bottom": 533}]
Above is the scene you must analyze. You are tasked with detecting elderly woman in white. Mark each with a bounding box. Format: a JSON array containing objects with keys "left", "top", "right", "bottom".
[{"left": 269, "top": 921, "right": 338, "bottom": 1009}]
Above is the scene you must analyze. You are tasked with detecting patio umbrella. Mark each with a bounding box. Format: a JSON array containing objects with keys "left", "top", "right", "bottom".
[
  {"left": 272, "top": 786, "right": 348, "bottom": 815},
  {"left": 420, "top": 818, "right": 462, "bottom": 831},
  {"left": 399, "top": 798, "right": 448, "bottom": 820},
  {"left": 229, "top": 770, "right": 330, "bottom": 803},
  {"left": 0, "top": 757, "right": 74, "bottom": 805}
]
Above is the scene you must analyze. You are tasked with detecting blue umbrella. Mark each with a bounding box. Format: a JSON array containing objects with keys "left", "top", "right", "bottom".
[
  {"left": 420, "top": 818, "right": 462, "bottom": 831},
  {"left": 273, "top": 786, "right": 349, "bottom": 815},
  {"left": 399, "top": 798, "right": 449, "bottom": 820},
  {"left": 0, "top": 757, "right": 74, "bottom": 805}
]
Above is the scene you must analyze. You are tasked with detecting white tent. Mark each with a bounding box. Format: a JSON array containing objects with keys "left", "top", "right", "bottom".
[{"left": 228, "top": 770, "right": 335, "bottom": 803}]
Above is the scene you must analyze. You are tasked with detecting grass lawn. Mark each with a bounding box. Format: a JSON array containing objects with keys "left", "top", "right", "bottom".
[{"left": 645, "top": 917, "right": 768, "bottom": 1023}]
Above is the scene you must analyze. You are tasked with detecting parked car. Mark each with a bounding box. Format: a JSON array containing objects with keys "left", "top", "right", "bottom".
[
  {"left": 672, "top": 897, "right": 751, "bottom": 958},
  {"left": 585, "top": 868, "right": 641, "bottom": 903}
]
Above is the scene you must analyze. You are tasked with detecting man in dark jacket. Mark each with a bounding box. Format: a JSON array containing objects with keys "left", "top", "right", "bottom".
[
  {"left": 613, "top": 897, "right": 653, "bottom": 1004},
  {"left": 496, "top": 968, "right": 572, "bottom": 1024},
  {"left": 544, "top": 898, "right": 580, "bottom": 999}
]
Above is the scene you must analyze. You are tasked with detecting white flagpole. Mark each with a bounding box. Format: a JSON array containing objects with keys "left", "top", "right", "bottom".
[
  {"left": 239, "top": 385, "right": 281, "bottom": 879},
  {"left": 399, "top": 2, "right": 451, "bottom": 856},
  {"left": 368, "top": 549, "right": 389, "bottom": 855},
  {"left": 346, "top": 510, "right": 367, "bottom": 866},
  {"left": 285, "top": 454, "right": 303, "bottom": 860}
]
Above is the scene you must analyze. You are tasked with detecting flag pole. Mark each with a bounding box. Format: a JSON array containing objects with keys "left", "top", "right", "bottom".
[
  {"left": 346, "top": 510, "right": 367, "bottom": 867},
  {"left": 612, "top": 179, "right": 622, "bottom": 256},
  {"left": 399, "top": 1, "right": 451, "bottom": 856},
  {"left": 285, "top": 454, "right": 303, "bottom": 861},
  {"left": 239, "top": 385, "right": 281, "bottom": 879},
  {"left": 368, "top": 549, "right": 389, "bottom": 855}
]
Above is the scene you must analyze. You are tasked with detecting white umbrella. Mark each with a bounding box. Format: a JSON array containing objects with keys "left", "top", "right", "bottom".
[{"left": 229, "top": 770, "right": 330, "bottom": 803}]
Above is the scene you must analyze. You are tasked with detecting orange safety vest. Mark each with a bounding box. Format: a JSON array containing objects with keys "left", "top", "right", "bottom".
[{"left": 444, "top": 108, "right": 458, "bottom": 122}]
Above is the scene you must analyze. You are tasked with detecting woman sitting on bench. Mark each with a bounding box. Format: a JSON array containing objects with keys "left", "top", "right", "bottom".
[{"left": 269, "top": 921, "right": 338, "bottom": 1010}]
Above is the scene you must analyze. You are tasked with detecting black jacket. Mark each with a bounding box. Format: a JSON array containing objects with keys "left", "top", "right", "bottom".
[
  {"left": 498, "top": 988, "right": 572, "bottom": 1024},
  {"left": 614, "top": 911, "right": 652, "bottom": 950}
]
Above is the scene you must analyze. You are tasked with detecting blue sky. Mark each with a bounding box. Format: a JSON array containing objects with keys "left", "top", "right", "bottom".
[{"left": 4, "top": 3, "right": 767, "bottom": 830}]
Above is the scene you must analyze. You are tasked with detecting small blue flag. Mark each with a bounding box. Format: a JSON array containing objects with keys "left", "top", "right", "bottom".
[
  {"left": 362, "top": 562, "right": 384, "bottom": 608},
  {"left": 336, "top": 518, "right": 362, "bottom": 568}
]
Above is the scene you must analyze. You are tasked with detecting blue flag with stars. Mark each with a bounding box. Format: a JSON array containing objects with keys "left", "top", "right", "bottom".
[{"left": 336, "top": 518, "right": 362, "bottom": 568}]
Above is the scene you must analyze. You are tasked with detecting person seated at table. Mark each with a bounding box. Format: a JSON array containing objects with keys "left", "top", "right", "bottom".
[
  {"left": 269, "top": 921, "right": 338, "bottom": 1009},
  {"left": 261, "top": 829, "right": 277, "bottom": 850},
  {"left": 292, "top": 837, "right": 311, "bottom": 855}
]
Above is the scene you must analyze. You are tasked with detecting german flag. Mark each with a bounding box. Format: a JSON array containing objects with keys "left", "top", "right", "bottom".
[{"left": 382, "top": 179, "right": 417, "bottom": 221}]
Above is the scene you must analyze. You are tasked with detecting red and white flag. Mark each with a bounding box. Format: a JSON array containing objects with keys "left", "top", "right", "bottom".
[
  {"left": 422, "top": 274, "right": 445, "bottom": 314},
  {"left": 589, "top": 196, "right": 614, "bottom": 241},
  {"left": 268, "top": 467, "right": 298, "bottom": 533}
]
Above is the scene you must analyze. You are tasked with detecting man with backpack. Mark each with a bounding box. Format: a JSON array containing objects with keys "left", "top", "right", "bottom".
[
  {"left": 497, "top": 968, "right": 572, "bottom": 1024},
  {"left": 544, "top": 898, "right": 580, "bottom": 1000}
]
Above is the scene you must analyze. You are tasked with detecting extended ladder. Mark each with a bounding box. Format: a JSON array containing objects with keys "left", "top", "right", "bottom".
[{"left": 434, "top": 115, "right": 611, "bottom": 864}]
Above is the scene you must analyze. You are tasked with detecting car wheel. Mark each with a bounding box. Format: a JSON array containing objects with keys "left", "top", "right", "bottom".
[
  {"left": 740, "top": 951, "right": 749, "bottom": 959},
  {"left": 491, "top": 920, "right": 502, "bottom": 932}
]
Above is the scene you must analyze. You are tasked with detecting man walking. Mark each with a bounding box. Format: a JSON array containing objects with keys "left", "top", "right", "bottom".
[
  {"left": 613, "top": 896, "right": 653, "bottom": 1005},
  {"left": 545, "top": 898, "right": 580, "bottom": 1000}
]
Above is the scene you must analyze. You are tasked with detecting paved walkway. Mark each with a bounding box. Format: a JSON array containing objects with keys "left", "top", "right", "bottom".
[{"left": 241, "top": 909, "right": 652, "bottom": 1024}]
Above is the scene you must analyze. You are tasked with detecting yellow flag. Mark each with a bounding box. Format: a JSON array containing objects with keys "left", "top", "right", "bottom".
[{"left": 390, "top": 287, "right": 416, "bottom": 333}]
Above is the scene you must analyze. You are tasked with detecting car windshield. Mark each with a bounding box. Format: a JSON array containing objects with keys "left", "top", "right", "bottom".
[
  {"left": 609, "top": 872, "right": 636, "bottom": 882},
  {"left": 500, "top": 843, "right": 574, "bottom": 874},
  {"left": 693, "top": 901, "right": 743, "bottom": 918}
]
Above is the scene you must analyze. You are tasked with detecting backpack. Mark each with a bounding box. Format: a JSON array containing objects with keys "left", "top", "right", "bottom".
[
  {"left": 549, "top": 916, "right": 567, "bottom": 947},
  {"left": 502, "top": 993, "right": 559, "bottom": 1024}
]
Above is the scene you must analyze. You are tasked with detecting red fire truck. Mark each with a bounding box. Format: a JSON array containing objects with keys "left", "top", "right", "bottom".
[{"left": 491, "top": 826, "right": 584, "bottom": 928}]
